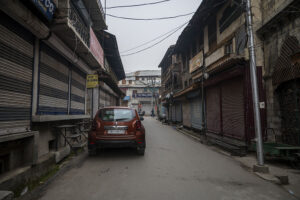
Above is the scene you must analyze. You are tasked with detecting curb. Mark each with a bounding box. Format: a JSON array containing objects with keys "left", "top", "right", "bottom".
[
  {"left": 175, "top": 127, "right": 203, "bottom": 143},
  {"left": 173, "top": 126, "right": 299, "bottom": 198},
  {"left": 18, "top": 151, "right": 88, "bottom": 200}
]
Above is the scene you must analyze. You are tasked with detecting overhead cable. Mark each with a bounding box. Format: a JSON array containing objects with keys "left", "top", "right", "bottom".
[
  {"left": 120, "top": 21, "right": 190, "bottom": 53},
  {"left": 106, "top": 0, "right": 171, "bottom": 9},
  {"left": 106, "top": 12, "right": 194, "bottom": 21},
  {"left": 121, "top": 22, "right": 188, "bottom": 57}
]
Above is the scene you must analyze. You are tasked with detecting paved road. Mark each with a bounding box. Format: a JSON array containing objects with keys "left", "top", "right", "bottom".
[{"left": 39, "top": 117, "right": 296, "bottom": 200}]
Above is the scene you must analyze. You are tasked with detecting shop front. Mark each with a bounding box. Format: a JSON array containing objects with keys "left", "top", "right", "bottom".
[{"left": 205, "top": 62, "right": 266, "bottom": 147}]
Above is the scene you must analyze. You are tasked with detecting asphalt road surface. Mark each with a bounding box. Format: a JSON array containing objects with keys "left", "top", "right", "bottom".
[{"left": 39, "top": 117, "right": 296, "bottom": 200}]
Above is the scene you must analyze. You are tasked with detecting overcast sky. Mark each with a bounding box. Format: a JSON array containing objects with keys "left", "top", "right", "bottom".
[{"left": 100, "top": 0, "right": 202, "bottom": 73}]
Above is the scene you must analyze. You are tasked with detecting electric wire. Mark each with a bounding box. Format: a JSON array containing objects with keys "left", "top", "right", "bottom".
[
  {"left": 106, "top": 12, "right": 194, "bottom": 21},
  {"left": 106, "top": 0, "right": 171, "bottom": 9},
  {"left": 120, "top": 2, "right": 240, "bottom": 57},
  {"left": 116, "top": 1, "right": 228, "bottom": 56},
  {"left": 121, "top": 22, "right": 188, "bottom": 57},
  {"left": 120, "top": 21, "right": 190, "bottom": 53}
]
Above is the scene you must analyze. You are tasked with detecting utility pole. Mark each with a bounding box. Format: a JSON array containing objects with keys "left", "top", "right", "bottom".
[
  {"left": 244, "top": 0, "right": 266, "bottom": 170},
  {"left": 201, "top": 52, "right": 206, "bottom": 133},
  {"left": 151, "top": 77, "right": 154, "bottom": 111}
]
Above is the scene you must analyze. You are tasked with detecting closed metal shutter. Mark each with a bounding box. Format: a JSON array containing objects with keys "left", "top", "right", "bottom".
[
  {"left": 86, "top": 89, "right": 92, "bottom": 116},
  {"left": 221, "top": 77, "right": 245, "bottom": 140},
  {"left": 38, "top": 43, "right": 69, "bottom": 115},
  {"left": 142, "top": 103, "right": 152, "bottom": 115},
  {"left": 70, "top": 69, "right": 86, "bottom": 114},
  {"left": 206, "top": 85, "right": 221, "bottom": 134},
  {"left": 182, "top": 101, "right": 191, "bottom": 127},
  {"left": 171, "top": 105, "right": 176, "bottom": 122},
  {"left": 0, "top": 12, "right": 34, "bottom": 135},
  {"left": 191, "top": 96, "right": 202, "bottom": 130},
  {"left": 167, "top": 107, "right": 171, "bottom": 121},
  {"left": 175, "top": 103, "right": 182, "bottom": 122},
  {"left": 99, "top": 89, "right": 105, "bottom": 108}
]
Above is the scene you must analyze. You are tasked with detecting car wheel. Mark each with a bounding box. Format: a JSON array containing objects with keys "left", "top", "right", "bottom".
[{"left": 137, "top": 147, "right": 145, "bottom": 156}]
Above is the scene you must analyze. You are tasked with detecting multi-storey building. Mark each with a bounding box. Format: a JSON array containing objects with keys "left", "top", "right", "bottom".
[
  {"left": 119, "top": 70, "right": 161, "bottom": 115},
  {"left": 0, "top": 0, "right": 124, "bottom": 189},
  {"left": 160, "top": 0, "right": 266, "bottom": 152},
  {"left": 257, "top": 0, "right": 300, "bottom": 146}
]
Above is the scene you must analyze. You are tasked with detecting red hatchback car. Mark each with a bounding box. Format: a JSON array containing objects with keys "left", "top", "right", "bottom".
[{"left": 88, "top": 107, "right": 146, "bottom": 155}]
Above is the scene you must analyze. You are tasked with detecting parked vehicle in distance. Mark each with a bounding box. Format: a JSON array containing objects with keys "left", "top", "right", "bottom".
[{"left": 88, "top": 107, "right": 146, "bottom": 156}]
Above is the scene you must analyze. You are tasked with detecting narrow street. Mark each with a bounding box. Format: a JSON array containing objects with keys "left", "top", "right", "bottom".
[{"left": 39, "top": 118, "right": 295, "bottom": 200}]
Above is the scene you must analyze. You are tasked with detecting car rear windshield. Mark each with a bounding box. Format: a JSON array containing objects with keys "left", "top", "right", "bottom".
[{"left": 99, "top": 109, "right": 135, "bottom": 122}]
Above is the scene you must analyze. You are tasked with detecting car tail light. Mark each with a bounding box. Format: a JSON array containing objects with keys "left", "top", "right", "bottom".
[
  {"left": 91, "top": 120, "right": 101, "bottom": 130},
  {"left": 135, "top": 120, "right": 142, "bottom": 130}
]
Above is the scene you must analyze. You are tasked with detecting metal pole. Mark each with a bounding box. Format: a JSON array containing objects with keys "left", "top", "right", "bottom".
[
  {"left": 201, "top": 56, "right": 206, "bottom": 133},
  {"left": 151, "top": 78, "right": 154, "bottom": 111},
  {"left": 245, "top": 0, "right": 264, "bottom": 166}
]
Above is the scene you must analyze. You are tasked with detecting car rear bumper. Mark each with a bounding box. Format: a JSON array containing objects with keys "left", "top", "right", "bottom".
[{"left": 89, "top": 139, "right": 145, "bottom": 149}]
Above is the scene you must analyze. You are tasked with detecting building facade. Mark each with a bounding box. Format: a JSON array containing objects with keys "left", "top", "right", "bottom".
[
  {"left": 0, "top": 0, "right": 124, "bottom": 188},
  {"left": 257, "top": 0, "right": 300, "bottom": 146},
  {"left": 119, "top": 70, "right": 161, "bottom": 115},
  {"left": 160, "top": 0, "right": 266, "bottom": 152}
]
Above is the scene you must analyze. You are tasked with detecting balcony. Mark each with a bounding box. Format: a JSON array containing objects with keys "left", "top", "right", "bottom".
[
  {"left": 82, "top": 0, "right": 107, "bottom": 31},
  {"left": 69, "top": 2, "right": 90, "bottom": 46},
  {"left": 52, "top": 0, "right": 105, "bottom": 69}
]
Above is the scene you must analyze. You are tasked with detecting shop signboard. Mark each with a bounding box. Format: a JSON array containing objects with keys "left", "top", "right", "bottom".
[
  {"left": 90, "top": 28, "right": 104, "bottom": 68},
  {"left": 189, "top": 51, "right": 203, "bottom": 73},
  {"left": 30, "top": 0, "right": 56, "bottom": 21}
]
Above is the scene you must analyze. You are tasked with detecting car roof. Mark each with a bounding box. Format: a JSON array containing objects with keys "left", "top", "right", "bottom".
[{"left": 100, "top": 106, "right": 135, "bottom": 110}]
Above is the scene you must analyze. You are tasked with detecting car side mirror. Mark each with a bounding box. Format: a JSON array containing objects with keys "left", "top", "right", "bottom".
[{"left": 140, "top": 117, "right": 144, "bottom": 121}]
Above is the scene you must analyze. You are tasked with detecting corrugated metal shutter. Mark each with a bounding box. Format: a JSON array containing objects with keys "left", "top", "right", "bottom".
[
  {"left": 221, "top": 76, "right": 245, "bottom": 140},
  {"left": 182, "top": 101, "right": 191, "bottom": 127},
  {"left": 191, "top": 96, "right": 202, "bottom": 130},
  {"left": 0, "top": 12, "right": 34, "bottom": 135},
  {"left": 171, "top": 105, "right": 176, "bottom": 122},
  {"left": 38, "top": 43, "right": 69, "bottom": 115},
  {"left": 175, "top": 103, "right": 182, "bottom": 122},
  {"left": 70, "top": 69, "right": 85, "bottom": 114},
  {"left": 86, "top": 89, "right": 92, "bottom": 116},
  {"left": 142, "top": 103, "right": 152, "bottom": 115},
  {"left": 206, "top": 85, "right": 221, "bottom": 134},
  {"left": 167, "top": 107, "right": 171, "bottom": 121},
  {"left": 99, "top": 89, "right": 105, "bottom": 108}
]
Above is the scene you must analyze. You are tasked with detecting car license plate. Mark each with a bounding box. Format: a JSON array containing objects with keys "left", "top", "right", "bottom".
[{"left": 108, "top": 130, "right": 125, "bottom": 134}]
